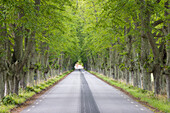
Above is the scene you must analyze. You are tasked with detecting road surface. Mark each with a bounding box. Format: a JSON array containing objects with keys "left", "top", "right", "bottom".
[{"left": 21, "top": 70, "right": 153, "bottom": 113}]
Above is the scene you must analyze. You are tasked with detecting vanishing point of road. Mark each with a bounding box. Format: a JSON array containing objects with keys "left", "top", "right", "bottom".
[{"left": 21, "top": 70, "right": 153, "bottom": 113}]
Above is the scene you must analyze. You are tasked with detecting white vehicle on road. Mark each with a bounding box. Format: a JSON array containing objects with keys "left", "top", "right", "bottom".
[{"left": 74, "top": 64, "right": 84, "bottom": 69}]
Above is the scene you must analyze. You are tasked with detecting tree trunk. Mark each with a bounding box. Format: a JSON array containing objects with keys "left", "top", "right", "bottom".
[
  {"left": 140, "top": 0, "right": 161, "bottom": 94},
  {"left": 114, "top": 66, "right": 117, "bottom": 80},
  {"left": 164, "top": 1, "right": 170, "bottom": 101},
  {"left": 126, "top": 70, "right": 129, "bottom": 84},
  {"left": 133, "top": 69, "right": 139, "bottom": 87},
  {"left": 14, "top": 76, "right": 19, "bottom": 95},
  {"left": 21, "top": 72, "right": 27, "bottom": 89},
  {"left": 0, "top": 11, "right": 8, "bottom": 98},
  {"left": 0, "top": 72, "right": 5, "bottom": 98},
  {"left": 11, "top": 75, "right": 15, "bottom": 94},
  {"left": 142, "top": 69, "right": 151, "bottom": 90},
  {"left": 30, "top": 70, "right": 35, "bottom": 86},
  {"left": 12, "top": 10, "right": 24, "bottom": 95},
  {"left": 153, "top": 64, "right": 161, "bottom": 95},
  {"left": 131, "top": 71, "right": 134, "bottom": 85},
  {"left": 139, "top": 70, "right": 142, "bottom": 89},
  {"left": 5, "top": 74, "right": 11, "bottom": 95},
  {"left": 166, "top": 75, "right": 170, "bottom": 101}
]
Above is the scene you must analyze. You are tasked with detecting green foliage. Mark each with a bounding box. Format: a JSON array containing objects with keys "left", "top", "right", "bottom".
[
  {"left": 2, "top": 95, "right": 16, "bottom": 105},
  {"left": 45, "top": 78, "right": 56, "bottom": 85},
  {"left": 137, "top": 89, "right": 148, "bottom": 94},
  {"left": 0, "top": 104, "right": 14, "bottom": 113},
  {"left": 1, "top": 94, "right": 26, "bottom": 106},
  {"left": 25, "top": 86, "right": 35, "bottom": 92},
  {"left": 0, "top": 0, "right": 169, "bottom": 111},
  {"left": 23, "top": 66, "right": 29, "bottom": 72},
  {"left": 19, "top": 91, "right": 35, "bottom": 99},
  {"left": 119, "top": 63, "right": 126, "bottom": 71},
  {"left": 0, "top": 0, "right": 80, "bottom": 72},
  {"left": 34, "top": 63, "right": 42, "bottom": 70},
  {"left": 12, "top": 95, "right": 26, "bottom": 105},
  {"left": 34, "top": 88, "right": 41, "bottom": 93}
]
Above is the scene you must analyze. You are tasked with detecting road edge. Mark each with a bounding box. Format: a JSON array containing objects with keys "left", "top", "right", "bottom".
[
  {"left": 88, "top": 71, "right": 162, "bottom": 113},
  {"left": 10, "top": 71, "right": 73, "bottom": 113}
]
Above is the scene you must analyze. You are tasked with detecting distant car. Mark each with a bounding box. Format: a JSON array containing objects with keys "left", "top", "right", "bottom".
[{"left": 74, "top": 64, "right": 84, "bottom": 69}]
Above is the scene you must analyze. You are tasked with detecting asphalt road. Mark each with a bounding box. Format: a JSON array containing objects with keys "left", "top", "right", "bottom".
[{"left": 21, "top": 70, "right": 153, "bottom": 113}]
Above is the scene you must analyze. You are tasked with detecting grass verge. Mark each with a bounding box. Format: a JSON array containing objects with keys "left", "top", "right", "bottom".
[
  {"left": 89, "top": 71, "right": 170, "bottom": 113},
  {"left": 0, "top": 71, "right": 72, "bottom": 113}
]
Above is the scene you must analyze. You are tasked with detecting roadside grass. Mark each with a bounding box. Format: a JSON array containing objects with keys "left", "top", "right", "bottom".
[
  {"left": 90, "top": 71, "right": 170, "bottom": 113},
  {"left": 0, "top": 71, "right": 71, "bottom": 113},
  {"left": 0, "top": 105, "right": 15, "bottom": 113}
]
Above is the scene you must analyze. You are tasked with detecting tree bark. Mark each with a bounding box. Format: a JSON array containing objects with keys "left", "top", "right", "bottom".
[
  {"left": 11, "top": 8, "right": 24, "bottom": 95},
  {"left": 142, "top": 69, "right": 151, "bottom": 90},
  {"left": 153, "top": 64, "right": 161, "bottom": 95},
  {"left": 126, "top": 70, "right": 129, "bottom": 84},
  {"left": 166, "top": 75, "right": 170, "bottom": 101},
  {"left": 0, "top": 72, "right": 5, "bottom": 98},
  {"left": 164, "top": 1, "right": 170, "bottom": 101},
  {"left": 14, "top": 75, "right": 20, "bottom": 95},
  {"left": 5, "top": 74, "right": 11, "bottom": 95},
  {"left": 140, "top": 0, "right": 161, "bottom": 94}
]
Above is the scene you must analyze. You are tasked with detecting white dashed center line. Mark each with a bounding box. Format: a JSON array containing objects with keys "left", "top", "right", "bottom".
[{"left": 140, "top": 108, "right": 144, "bottom": 111}]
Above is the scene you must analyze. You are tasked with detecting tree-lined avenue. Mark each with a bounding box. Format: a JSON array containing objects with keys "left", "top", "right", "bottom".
[{"left": 0, "top": 0, "right": 169, "bottom": 112}]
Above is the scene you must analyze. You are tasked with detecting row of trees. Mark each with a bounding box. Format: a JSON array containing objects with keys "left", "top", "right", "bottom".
[
  {"left": 0, "top": 0, "right": 169, "bottom": 102},
  {"left": 75, "top": 0, "right": 169, "bottom": 101},
  {"left": 0, "top": 0, "right": 80, "bottom": 98}
]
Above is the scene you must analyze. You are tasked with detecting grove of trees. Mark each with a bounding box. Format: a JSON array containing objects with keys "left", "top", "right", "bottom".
[
  {"left": 75, "top": 0, "right": 170, "bottom": 101},
  {"left": 0, "top": 0, "right": 80, "bottom": 98},
  {"left": 0, "top": 0, "right": 169, "bottom": 102}
]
